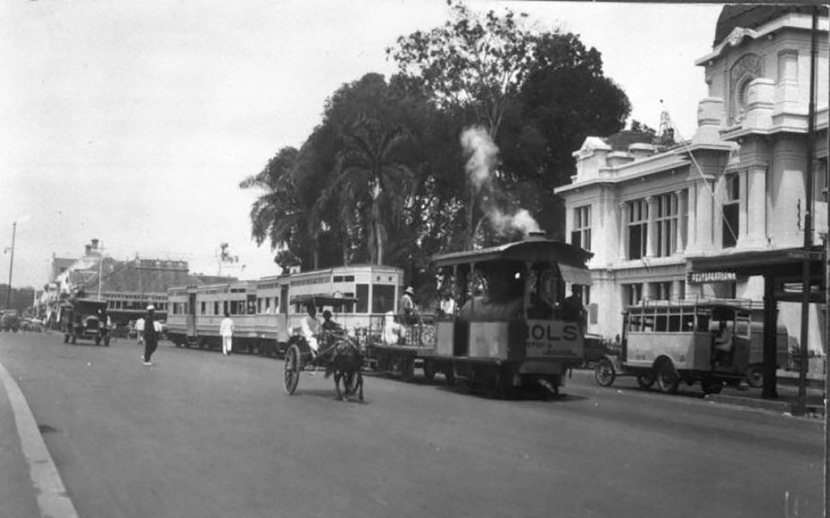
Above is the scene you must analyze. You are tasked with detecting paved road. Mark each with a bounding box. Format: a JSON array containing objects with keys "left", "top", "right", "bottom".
[{"left": 0, "top": 331, "right": 824, "bottom": 518}]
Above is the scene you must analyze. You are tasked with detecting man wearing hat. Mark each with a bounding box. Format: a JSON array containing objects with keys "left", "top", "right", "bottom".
[
  {"left": 400, "top": 286, "right": 416, "bottom": 326},
  {"left": 142, "top": 304, "right": 161, "bottom": 366}
]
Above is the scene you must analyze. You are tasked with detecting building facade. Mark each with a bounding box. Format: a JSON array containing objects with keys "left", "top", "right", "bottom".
[{"left": 556, "top": 6, "right": 828, "bottom": 355}]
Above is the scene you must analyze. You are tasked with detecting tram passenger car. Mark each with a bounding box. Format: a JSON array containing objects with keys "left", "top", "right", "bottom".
[
  {"left": 429, "top": 234, "right": 593, "bottom": 397},
  {"left": 594, "top": 299, "right": 783, "bottom": 394},
  {"left": 166, "top": 265, "right": 404, "bottom": 355}
]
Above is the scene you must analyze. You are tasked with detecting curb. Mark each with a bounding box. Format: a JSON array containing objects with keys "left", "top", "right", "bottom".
[
  {"left": 0, "top": 360, "right": 79, "bottom": 518},
  {"left": 705, "top": 393, "right": 825, "bottom": 417}
]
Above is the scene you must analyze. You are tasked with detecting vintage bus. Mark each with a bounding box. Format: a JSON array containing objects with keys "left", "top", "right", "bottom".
[{"left": 594, "top": 299, "right": 787, "bottom": 394}]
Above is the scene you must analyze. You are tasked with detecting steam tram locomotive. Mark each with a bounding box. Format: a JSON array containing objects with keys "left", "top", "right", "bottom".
[
  {"left": 426, "top": 234, "right": 593, "bottom": 397},
  {"left": 165, "top": 265, "right": 403, "bottom": 354}
]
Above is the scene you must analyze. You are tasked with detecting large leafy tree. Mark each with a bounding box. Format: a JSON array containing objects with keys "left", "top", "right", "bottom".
[{"left": 321, "top": 116, "right": 415, "bottom": 265}]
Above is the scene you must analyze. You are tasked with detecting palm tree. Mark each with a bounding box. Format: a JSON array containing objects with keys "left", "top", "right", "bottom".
[
  {"left": 239, "top": 147, "right": 322, "bottom": 269},
  {"left": 321, "top": 117, "right": 415, "bottom": 265}
]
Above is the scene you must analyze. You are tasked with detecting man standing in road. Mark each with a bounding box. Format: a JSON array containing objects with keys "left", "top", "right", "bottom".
[
  {"left": 142, "top": 305, "right": 160, "bottom": 366},
  {"left": 135, "top": 316, "right": 145, "bottom": 347},
  {"left": 220, "top": 311, "right": 234, "bottom": 356}
]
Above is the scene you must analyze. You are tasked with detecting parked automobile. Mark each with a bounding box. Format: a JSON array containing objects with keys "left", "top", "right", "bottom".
[
  {"left": 0, "top": 310, "right": 20, "bottom": 332},
  {"left": 61, "top": 299, "right": 111, "bottom": 346},
  {"left": 20, "top": 317, "right": 44, "bottom": 332}
]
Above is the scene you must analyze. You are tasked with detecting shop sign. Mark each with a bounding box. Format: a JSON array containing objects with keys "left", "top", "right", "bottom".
[{"left": 686, "top": 271, "right": 736, "bottom": 285}]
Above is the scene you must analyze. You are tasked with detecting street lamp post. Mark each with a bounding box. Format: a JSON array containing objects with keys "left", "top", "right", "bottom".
[{"left": 5, "top": 221, "right": 16, "bottom": 308}]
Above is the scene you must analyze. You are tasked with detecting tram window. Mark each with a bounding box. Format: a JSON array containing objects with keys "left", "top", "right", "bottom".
[
  {"left": 345, "top": 275, "right": 354, "bottom": 282},
  {"left": 372, "top": 285, "right": 395, "bottom": 314},
  {"left": 230, "top": 301, "right": 238, "bottom": 315},
  {"left": 356, "top": 284, "right": 369, "bottom": 313}
]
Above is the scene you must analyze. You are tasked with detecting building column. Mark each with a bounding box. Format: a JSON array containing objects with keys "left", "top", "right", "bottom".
[
  {"left": 686, "top": 183, "right": 698, "bottom": 252},
  {"left": 618, "top": 202, "right": 629, "bottom": 260},
  {"left": 646, "top": 195, "right": 657, "bottom": 258},
  {"left": 739, "top": 166, "right": 768, "bottom": 248},
  {"left": 676, "top": 190, "right": 687, "bottom": 254},
  {"left": 696, "top": 180, "right": 714, "bottom": 251},
  {"left": 672, "top": 278, "right": 684, "bottom": 301}
]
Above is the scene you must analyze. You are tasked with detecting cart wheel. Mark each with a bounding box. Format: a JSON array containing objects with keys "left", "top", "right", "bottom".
[
  {"left": 745, "top": 366, "right": 764, "bottom": 388},
  {"left": 656, "top": 360, "right": 679, "bottom": 394},
  {"left": 422, "top": 360, "right": 436, "bottom": 382},
  {"left": 636, "top": 373, "right": 655, "bottom": 390},
  {"left": 594, "top": 358, "right": 616, "bottom": 387},
  {"left": 283, "top": 345, "right": 301, "bottom": 395}
]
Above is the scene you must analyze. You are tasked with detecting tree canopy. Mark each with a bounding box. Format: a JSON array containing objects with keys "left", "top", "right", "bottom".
[{"left": 241, "top": 1, "right": 632, "bottom": 292}]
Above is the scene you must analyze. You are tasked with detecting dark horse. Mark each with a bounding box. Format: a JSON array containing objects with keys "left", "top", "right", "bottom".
[{"left": 324, "top": 336, "right": 364, "bottom": 402}]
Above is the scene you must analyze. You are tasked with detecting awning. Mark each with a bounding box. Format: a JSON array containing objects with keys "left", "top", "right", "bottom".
[{"left": 559, "top": 264, "right": 592, "bottom": 286}]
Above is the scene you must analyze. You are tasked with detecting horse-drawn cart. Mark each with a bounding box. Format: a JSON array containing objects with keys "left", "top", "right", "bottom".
[{"left": 282, "top": 295, "right": 364, "bottom": 401}]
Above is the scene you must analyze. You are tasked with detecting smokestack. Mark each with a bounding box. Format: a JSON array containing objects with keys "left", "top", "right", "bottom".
[
  {"left": 524, "top": 231, "right": 548, "bottom": 241},
  {"left": 91, "top": 238, "right": 99, "bottom": 251}
]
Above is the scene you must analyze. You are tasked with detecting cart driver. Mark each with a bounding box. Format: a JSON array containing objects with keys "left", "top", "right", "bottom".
[
  {"left": 301, "top": 303, "right": 321, "bottom": 357},
  {"left": 321, "top": 309, "right": 341, "bottom": 332}
]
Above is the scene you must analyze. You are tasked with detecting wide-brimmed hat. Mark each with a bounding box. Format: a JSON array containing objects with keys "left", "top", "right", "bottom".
[
  {"left": 147, "top": 304, "right": 155, "bottom": 311},
  {"left": 404, "top": 286, "right": 415, "bottom": 295}
]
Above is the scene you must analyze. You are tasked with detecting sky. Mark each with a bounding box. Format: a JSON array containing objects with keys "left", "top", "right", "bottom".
[{"left": 0, "top": 0, "right": 723, "bottom": 290}]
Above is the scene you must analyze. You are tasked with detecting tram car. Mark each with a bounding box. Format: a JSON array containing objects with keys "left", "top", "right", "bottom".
[
  {"left": 166, "top": 265, "right": 404, "bottom": 355},
  {"left": 428, "top": 233, "right": 593, "bottom": 397}
]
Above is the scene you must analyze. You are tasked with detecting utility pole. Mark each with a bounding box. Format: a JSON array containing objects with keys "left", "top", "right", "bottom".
[
  {"left": 796, "top": 7, "right": 819, "bottom": 417},
  {"left": 5, "top": 221, "right": 16, "bottom": 308},
  {"left": 97, "top": 241, "right": 104, "bottom": 301}
]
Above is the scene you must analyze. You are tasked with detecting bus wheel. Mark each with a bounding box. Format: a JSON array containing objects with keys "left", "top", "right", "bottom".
[
  {"left": 636, "top": 373, "right": 655, "bottom": 390},
  {"left": 746, "top": 366, "right": 764, "bottom": 388},
  {"left": 656, "top": 361, "right": 679, "bottom": 394},
  {"left": 594, "top": 358, "right": 616, "bottom": 387}
]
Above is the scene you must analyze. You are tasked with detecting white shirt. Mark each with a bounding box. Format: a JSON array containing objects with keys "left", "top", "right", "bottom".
[
  {"left": 301, "top": 315, "right": 319, "bottom": 340},
  {"left": 440, "top": 298, "right": 456, "bottom": 316},
  {"left": 135, "top": 318, "right": 145, "bottom": 332},
  {"left": 382, "top": 312, "right": 402, "bottom": 344},
  {"left": 220, "top": 317, "right": 234, "bottom": 337}
]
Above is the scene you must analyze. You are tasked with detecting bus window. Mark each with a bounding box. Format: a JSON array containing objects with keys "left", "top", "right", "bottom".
[
  {"left": 668, "top": 314, "right": 681, "bottom": 332},
  {"left": 642, "top": 317, "right": 654, "bottom": 332},
  {"left": 681, "top": 313, "right": 694, "bottom": 331},
  {"left": 696, "top": 314, "right": 710, "bottom": 332},
  {"left": 656, "top": 314, "right": 668, "bottom": 332},
  {"left": 629, "top": 315, "right": 641, "bottom": 332}
]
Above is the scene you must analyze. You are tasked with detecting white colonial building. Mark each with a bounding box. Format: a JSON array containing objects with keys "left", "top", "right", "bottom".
[{"left": 555, "top": 5, "right": 828, "bottom": 355}]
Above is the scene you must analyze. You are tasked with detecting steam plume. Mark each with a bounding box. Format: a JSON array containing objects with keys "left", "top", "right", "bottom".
[{"left": 460, "top": 126, "right": 541, "bottom": 237}]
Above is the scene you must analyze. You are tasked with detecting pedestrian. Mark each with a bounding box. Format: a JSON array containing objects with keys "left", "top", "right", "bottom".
[
  {"left": 142, "top": 305, "right": 161, "bottom": 366},
  {"left": 135, "top": 316, "right": 145, "bottom": 347},
  {"left": 220, "top": 311, "right": 234, "bottom": 355}
]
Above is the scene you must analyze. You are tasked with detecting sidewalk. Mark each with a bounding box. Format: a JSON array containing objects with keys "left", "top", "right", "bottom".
[{"left": 706, "top": 371, "right": 826, "bottom": 418}]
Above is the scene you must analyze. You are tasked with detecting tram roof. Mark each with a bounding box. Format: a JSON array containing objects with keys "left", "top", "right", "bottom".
[
  {"left": 289, "top": 294, "right": 360, "bottom": 306},
  {"left": 432, "top": 238, "right": 592, "bottom": 269}
]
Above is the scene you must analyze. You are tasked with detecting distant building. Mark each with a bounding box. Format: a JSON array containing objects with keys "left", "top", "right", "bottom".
[
  {"left": 556, "top": 6, "right": 828, "bottom": 356},
  {"left": 42, "top": 239, "right": 237, "bottom": 328}
]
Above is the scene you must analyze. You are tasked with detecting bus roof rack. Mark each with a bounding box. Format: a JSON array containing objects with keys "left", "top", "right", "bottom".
[{"left": 630, "top": 297, "right": 760, "bottom": 310}]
